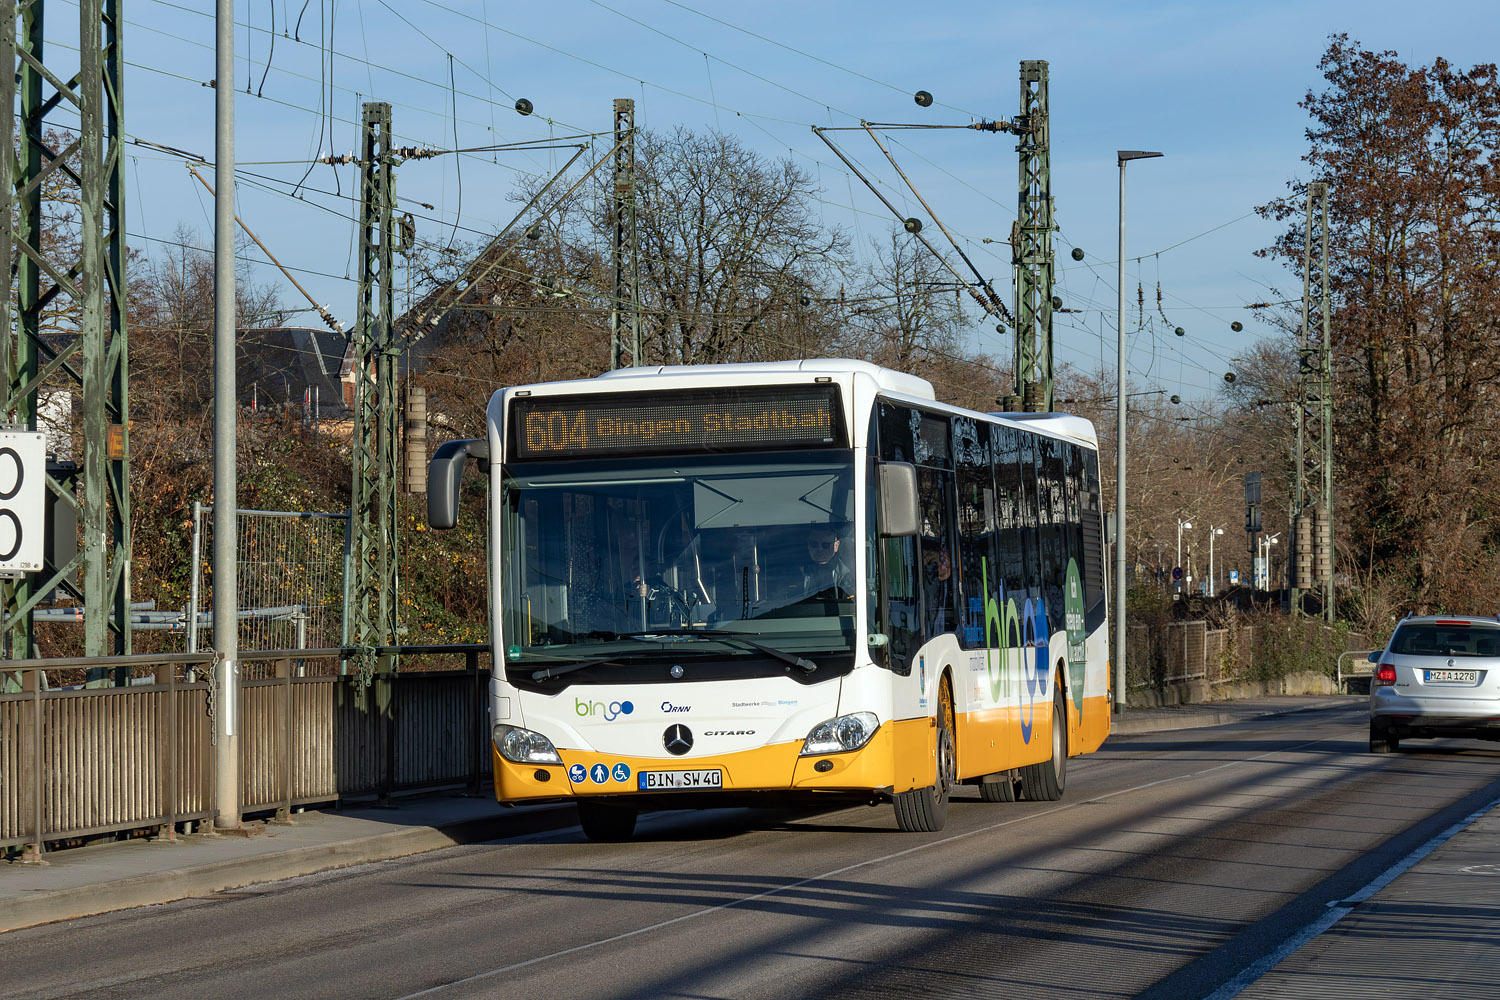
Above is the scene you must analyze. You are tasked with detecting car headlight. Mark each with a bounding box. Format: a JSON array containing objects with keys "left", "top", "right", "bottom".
[
  {"left": 492, "top": 724, "right": 562, "bottom": 765},
  {"left": 800, "top": 712, "right": 879, "bottom": 756}
]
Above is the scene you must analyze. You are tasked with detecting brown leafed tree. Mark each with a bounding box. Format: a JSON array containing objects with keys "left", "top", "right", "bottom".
[{"left": 1258, "top": 35, "right": 1500, "bottom": 610}]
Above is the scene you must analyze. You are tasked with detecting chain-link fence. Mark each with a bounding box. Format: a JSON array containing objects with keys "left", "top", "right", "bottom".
[{"left": 188, "top": 506, "right": 348, "bottom": 652}]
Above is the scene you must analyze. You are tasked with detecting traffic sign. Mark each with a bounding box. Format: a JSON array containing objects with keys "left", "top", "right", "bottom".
[
  {"left": 0, "top": 430, "right": 46, "bottom": 577},
  {"left": 1172, "top": 566, "right": 1183, "bottom": 581}
]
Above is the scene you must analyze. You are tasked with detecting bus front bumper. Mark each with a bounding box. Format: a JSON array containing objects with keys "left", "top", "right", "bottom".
[{"left": 492, "top": 717, "right": 936, "bottom": 804}]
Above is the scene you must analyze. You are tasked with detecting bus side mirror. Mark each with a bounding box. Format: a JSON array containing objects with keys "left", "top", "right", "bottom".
[
  {"left": 877, "top": 461, "right": 919, "bottom": 537},
  {"left": 427, "top": 438, "right": 489, "bottom": 529}
]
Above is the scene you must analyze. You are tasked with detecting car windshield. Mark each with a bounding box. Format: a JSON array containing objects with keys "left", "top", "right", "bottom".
[
  {"left": 1390, "top": 623, "right": 1500, "bottom": 657},
  {"left": 500, "top": 452, "right": 856, "bottom": 669}
]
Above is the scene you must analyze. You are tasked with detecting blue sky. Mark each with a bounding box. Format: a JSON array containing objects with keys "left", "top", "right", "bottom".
[{"left": 77, "top": 0, "right": 1498, "bottom": 403}]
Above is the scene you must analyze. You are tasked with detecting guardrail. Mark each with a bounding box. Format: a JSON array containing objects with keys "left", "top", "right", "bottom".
[{"left": 1, "top": 645, "right": 490, "bottom": 862}]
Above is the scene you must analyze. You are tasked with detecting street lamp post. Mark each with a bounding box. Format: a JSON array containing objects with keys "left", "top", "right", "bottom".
[
  {"left": 1176, "top": 518, "right": 1193, "bottom": 570},
  {"left": 1259, "top": 532, "right": 1281, "bottom": 590},
  {"left": 1208, "top": 525, "right": 1225, "bottom": 596},
  {"left": 1115, "top": 149, "right": 1163, "bottom": 714}
]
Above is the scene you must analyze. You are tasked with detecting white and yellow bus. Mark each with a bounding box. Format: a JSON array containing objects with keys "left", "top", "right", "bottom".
[{"left": 428, "top": 359, "right": 1111, "bottom": 840}]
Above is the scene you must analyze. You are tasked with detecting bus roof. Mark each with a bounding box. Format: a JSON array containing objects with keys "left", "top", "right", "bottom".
[
  {"left": 594, "top": 358, "right": 936, "bottom": 400},
  {"left": 499, "top": 359, "right": 1097, "bottom": 450}
]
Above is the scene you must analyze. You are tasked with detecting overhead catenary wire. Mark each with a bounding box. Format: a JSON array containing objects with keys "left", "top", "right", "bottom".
[
  {"left": 813, "top": 125, "right": 1013, "bottom": 326},
  {"left": 79, "top": 0, "right": 1260, "bottom": 409}
]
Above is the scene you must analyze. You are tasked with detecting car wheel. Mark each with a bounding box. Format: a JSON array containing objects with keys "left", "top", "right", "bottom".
[
  {"left": 893, "top": 676, "right": 955, "bottom": 832},
  {"left": 1369, "top": 722, "right": 1399, "bottom": 754},
  {"left": 1019, "top": 685, "right": 1067, "bottom": 801},
  {"left": 577, "top": 800, "right": 638, "bottom": 842}
]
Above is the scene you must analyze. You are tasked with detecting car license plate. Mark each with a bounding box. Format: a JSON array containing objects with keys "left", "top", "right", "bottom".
[
  {"left": 1425, "top": 669, "right": 1477, "bottom": 684},
  {"left": 638, "top": 769, "right": 722, "bottom": 791}
]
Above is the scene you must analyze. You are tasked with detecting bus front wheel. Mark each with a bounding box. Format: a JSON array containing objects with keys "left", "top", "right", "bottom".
[
  {"left": 1019, "top": 685, "right": 1067, "bottom": 801},
  {"left": 894, "top": 676, "right": 955, "bottom": 832}
]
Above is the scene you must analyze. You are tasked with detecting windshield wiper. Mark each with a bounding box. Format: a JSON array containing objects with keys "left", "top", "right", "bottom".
[
  {"left": 517, "top": 653, "right": 626, "bottom": 682},
  {"left": 611, "top": 628, "right": 818, "bottom": 674}
]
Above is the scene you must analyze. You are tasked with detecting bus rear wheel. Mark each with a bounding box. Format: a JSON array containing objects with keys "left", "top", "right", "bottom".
[
  {"left": 894, "top": 676, "right": 955, "bottom": 832},
  {"left": 1019, "top": 685, "right": 1067, "bottom": 801},
  {"left": 979, "top": 771, "right": 1018, "bottom": 802},
  {"left": 578, "top": 800, "right": 638, "bottom": 842}
]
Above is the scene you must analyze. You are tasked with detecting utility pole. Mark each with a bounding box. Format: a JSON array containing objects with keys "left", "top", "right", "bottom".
[
  {"left": 610, "top": 98, "right": 642, "bottom": 369},
  {"left": 1, "top": 0, "right": 131, "bottom": 668},
  {"left": 212, "top": 0, "right": 239, "bottom": 826},
  {"left": 345, "top": 102, "right": 400, "bottom": 674},
  {"left": 1291, "top": 182, "right": 1334, "bottom": 621},
  {"left": 1009, "top": 60, "right": 1055, "bottom": 413}
]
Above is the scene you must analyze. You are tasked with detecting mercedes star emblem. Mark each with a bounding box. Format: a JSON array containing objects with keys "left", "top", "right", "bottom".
[{"left": 663, "top": 724, "right": 693, "bottom": 756}]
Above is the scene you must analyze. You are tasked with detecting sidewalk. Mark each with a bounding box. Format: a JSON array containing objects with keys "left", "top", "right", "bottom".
[
  {"left": 1231, "top": 793, "right": 1500, "bottom": 999},
  {"left": 0, "top": 695, "right": 1375, "bottom": 934}
]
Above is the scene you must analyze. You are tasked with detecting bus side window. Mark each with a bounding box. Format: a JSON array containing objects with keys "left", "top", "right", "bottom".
[
  {"left": 918, "top": 467, "right": 957, "bottom": 640},
  {"left": 953, "top": 417, "right": 994, "bottom": 647}
]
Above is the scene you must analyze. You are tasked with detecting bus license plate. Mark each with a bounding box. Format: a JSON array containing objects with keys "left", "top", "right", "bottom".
[
  {"left": 1426, "top": 669, "right": 1477, "bottom": 684},
  {"left": 638, "top": 769, "right": 722, "bottom": 791}
]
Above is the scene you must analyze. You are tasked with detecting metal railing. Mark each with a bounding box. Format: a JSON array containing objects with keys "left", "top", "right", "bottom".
[{"left": 1, "top": 645, "right": 490, "bottom": 862}]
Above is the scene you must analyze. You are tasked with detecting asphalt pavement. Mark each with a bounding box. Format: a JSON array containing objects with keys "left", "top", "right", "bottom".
[{"left": 4, "top": 693, "right": 1495, "bottom": 1000}]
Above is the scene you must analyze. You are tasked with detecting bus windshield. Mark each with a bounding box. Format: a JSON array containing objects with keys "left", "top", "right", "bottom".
[{"left": 501, "top": 452, "right": 857, "bottom": 671}]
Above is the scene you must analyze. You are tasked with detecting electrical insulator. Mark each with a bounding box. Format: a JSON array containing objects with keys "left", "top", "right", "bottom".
[
  {"left": 903, "top": 217, "right": 923, "bottom": 234},
  {"left": 1070, "top": 247, "right": 1084, "bottom": 261},
  {"left": 1293, "top": 514, "right": 1314, "bottom": 590},
  {"left": 1313, "top": 504, "right": 1333, "bottom": 584},
  {"left": 405, "top": 386, "right": 428, "bottom": 495},
  {"left": 1175, "top": 327, "right": 1185, "bottom": 337},
  {"left": 514, "top": 98, "right": 534, "bottom": 116},
  {"left": 1231, "top": 320, "right": 1244, "bottom": 332},
  {"left": 914, "top": 90, "right": 933, "bottom": 107}
]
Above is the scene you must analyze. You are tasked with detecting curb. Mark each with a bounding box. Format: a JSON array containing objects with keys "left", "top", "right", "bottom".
[
  {"left": 1108, "top": 698, "right": 1354, "bottom": 737},
  {"left": 1111, "top": 711, "right": 1249, "bottom": 735},
  {"left": 3, "top": 803, "right": 578, "bottom": 934}
]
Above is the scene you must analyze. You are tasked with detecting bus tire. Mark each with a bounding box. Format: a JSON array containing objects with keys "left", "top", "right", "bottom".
[
  {"left": 979, "top": 772, "right": 1017, "bottom": 802},
  {"left": 1019, "top": 686, "right": 1067, "bottom": 801},
  {"left": 578, "top": 800, "right": 638, "bottom": 842},
  {"left": 893, "top": 675, "right": 955, "bottom": 832}
]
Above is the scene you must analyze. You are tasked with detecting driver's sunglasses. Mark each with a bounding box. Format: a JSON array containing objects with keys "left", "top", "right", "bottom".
[{"left": 808, "top": 538, "right": 835, "bottom": 550}]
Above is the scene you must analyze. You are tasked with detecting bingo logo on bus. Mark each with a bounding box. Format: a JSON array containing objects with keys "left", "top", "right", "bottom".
[{"left": 576, "top": 698, "right": 635, "bottom": 722}]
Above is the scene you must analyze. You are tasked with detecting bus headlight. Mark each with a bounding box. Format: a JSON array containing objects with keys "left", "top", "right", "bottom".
[
  {"left": 800, "top": 712, "right": 879, "bottom": 756},
  {"left": 492, "top": 724, "right": 562, "bottom": 765}
]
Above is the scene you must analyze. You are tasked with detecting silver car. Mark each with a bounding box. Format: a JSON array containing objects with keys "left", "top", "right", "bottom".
[{"left": 1369, "top": 615, "right": 1500, "bottom": 752}]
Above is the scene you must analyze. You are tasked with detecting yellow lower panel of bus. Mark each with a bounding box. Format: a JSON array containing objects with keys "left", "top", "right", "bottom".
[
  {"left": 955, "top": 691, "right": 1112, "bottom": 779},
  {"left": 954, "top": 704, "right": 1052, "bottom": 779},
  {"left": 491, "top": 717, "right": 937, "bottom": 802},
  {"left": 1076, "top": 694, "right": 1111, "bottom": 754}
]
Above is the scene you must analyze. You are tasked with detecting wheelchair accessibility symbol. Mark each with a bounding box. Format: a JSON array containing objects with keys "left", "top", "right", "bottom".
[{"left": 611, "top": 762, "right": 630, "bottom": 782}]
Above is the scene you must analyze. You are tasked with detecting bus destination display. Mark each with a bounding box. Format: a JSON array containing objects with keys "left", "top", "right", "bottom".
[{"left": 512, "top": 386, "right": 843, "bottom": 459}]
